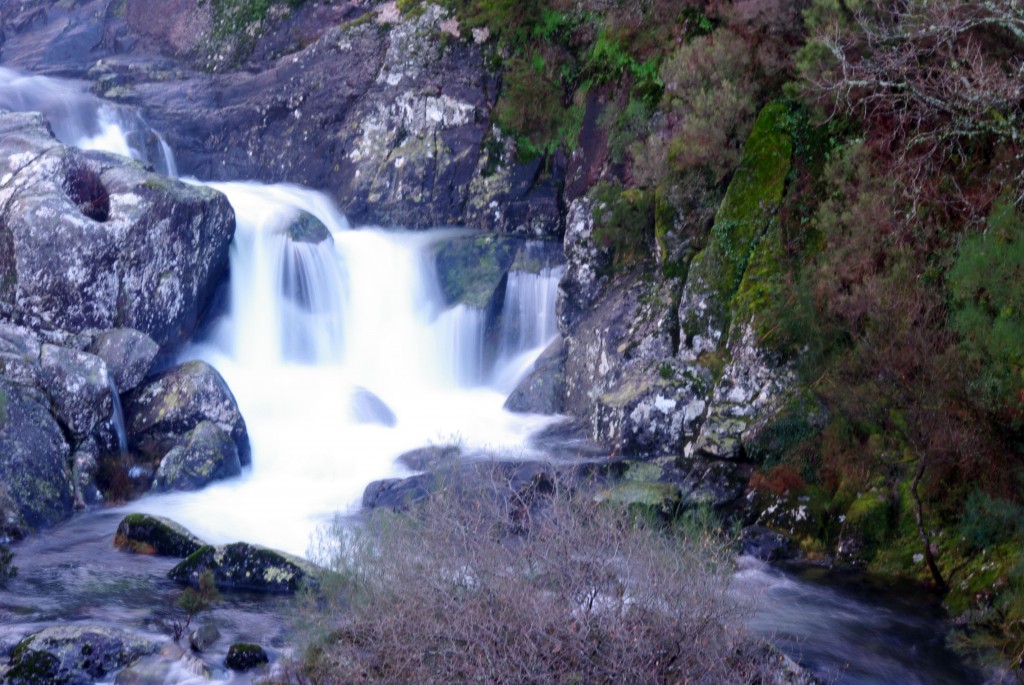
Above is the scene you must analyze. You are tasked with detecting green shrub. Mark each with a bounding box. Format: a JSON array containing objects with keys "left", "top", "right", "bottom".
[
  {"left": 948, "top": 197, "right": 1024, "bottom": 431},
  {"left": 298, "top": 485, "right": 774, "bottom": 684},
  {"left": 960, "top": 492, "right": 1024, "bottom": 551},
  {"left": 591, "top": 182, "right": 654, "bottom": 267}
]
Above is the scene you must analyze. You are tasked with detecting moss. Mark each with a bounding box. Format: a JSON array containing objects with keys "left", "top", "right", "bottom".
[
  {"left": 114, "top": 513, "right": 205, "bottom": 558},
  {"left": 845, "top": 489, "right": 892, "bottom": 550},
  {"left": 594, "top": 481, "right": 682, "bottom": 519},
  {"left": 7, "top": 639, "right": 60, "bottom": 684},
  {"left": 697, "top": 102, "right": 794, "bottom": 309},
  {"left": 433, "top": 235, "right": 520, "bottom": 308}
]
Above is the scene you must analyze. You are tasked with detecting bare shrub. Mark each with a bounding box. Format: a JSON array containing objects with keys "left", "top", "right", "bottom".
[{"left": 297, "top": 482, "right": 776, "bottom": 685}]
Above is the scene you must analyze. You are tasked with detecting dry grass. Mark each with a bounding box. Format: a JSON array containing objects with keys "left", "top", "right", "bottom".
[{"left": 294, "top": 477, "right": 776, "bottom": 685}]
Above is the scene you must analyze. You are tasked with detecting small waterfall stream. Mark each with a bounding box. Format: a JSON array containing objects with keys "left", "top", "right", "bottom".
[{"left": 0, "top": 67, "right": 989, "bottom": 685}]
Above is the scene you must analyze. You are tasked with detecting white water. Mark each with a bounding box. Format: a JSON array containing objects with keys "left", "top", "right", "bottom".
[
  {"left": 0, "top": 67, "right": 176, "bottom": 176},
  {"left": 127, "top": 182, "right": 563, "bottom": 556}
]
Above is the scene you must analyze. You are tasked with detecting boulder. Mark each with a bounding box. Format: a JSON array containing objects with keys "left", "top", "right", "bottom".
[
  {"left": 5, "top": 625, "right": 159, "bottom": 685},
  {"left": 38, "top": 345, "right": 113, "bottom": 439},
  {"left": 124, "top": 360, "right": 250, "bottom": 467},
  {"left": 113, "top": 513, "right": 205, "bottom": 558},
  {"left": 168, "top": 542, "right": 317, "bottom": 594},
  {"left": 224, "top": 643, "right": 269, "bottom": 672},
  {"left": 0, "top": 380, "right": 73, "bottom": 530},
  {"left": 151, "top": 421, "right": 241, "bottom": 492},
  {"left": 87, "top": 329, "right": 159, "bottom": 393},
  {"left": 0, "top": 323, "right": 42, "bottom": 388},
  {"left": 741, "top": 525, "right": 800, "bottom": 562},
  {"left": 284, "top": 210, "right": 331, "bottom": 244},
  {"left": 0, "top": 111, "right": 234, "bottom": 351},
  {"left": 503, "top": 337, "right": 566, "bottom": 415},
  {"left": 71, "top": 437, "right": 102, "bottom": 508}
]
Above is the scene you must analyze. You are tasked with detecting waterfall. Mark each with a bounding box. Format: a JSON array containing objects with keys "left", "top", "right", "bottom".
[
  {"left": 107, "top": 376, "right": 128, "bottom": 458},
  {"left": 0, "top": 66, "right": 562, "bottom": 557},
  {"left": 0, "top": 67, "right": 177, "bottom": 175}
]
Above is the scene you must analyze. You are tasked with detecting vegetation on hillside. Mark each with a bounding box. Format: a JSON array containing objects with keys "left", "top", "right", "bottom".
[{"left": 391, "top": 0, "right": 1024, "bottom": 672}]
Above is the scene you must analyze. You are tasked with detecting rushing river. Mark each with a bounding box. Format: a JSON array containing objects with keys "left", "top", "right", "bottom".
[{"left": 0, "top": 67, "right": 990, "bottom": 684}]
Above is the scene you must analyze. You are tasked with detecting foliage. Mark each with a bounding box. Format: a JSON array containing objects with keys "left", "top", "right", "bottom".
[
  {"left": 298, "top": 484, "right": 774, "bottom": 684},
  {"left": 948, "top": 197, "right": 1024, "bottom": 432},
  {"left": 960, "top": 492, "right": 1024, "bottom": 552},
  {"left": 172, "top": 569, "right": 220, "bottom": 642},
  {"left": 590, "top": 182, "right": 655, "bottom": 268},
  {"left": 0, "top": 544, "right": 15, "bottom": 587}
]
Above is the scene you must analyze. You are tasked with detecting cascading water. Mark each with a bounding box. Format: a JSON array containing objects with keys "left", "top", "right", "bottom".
[
  {"left": 127, "top": 182, "right": 562, "bottom": 556},
  {"left": 0, "top": 67, "right": 177, "bottom": 176}
]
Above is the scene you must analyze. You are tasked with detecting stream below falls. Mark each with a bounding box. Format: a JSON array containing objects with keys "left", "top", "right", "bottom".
[{"left": 0, "top": 67, "right": 989, "bottom": 684}]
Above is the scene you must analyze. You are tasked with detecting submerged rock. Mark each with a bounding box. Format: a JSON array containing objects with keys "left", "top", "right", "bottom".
[
  {"left": 168, "top": 543, "right": 317, "bottom": 594},
  {"left": 125, "top": 360, "right": 250, "bottom": 468},
  {"left": 224, "top": 643, "right": 269, "bottom": 672},
  {"left": 151, "top": 421, "right": 241, "bottom": 492},
  {"left": 350, "top": 387, "right": 397, "bottom": 427},
  {"left": 5, "top": 625, "right": 159, "bottom": 685},
  {"left": 113, "top": 513, "right": 205, "bottom": 558},
  {"left": 504, "top": 337, "right": 566, "bottom": 415},
  {"left": 0, "top": 111, "right": 235, "bottom": 351}
]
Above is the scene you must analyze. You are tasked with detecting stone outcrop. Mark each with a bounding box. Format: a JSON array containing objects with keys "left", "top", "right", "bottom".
[
  {"left": 124, "top": 360, "right": 250, "bottom": 470},
  {"left": 0, "top": 111, "right": 235, "bottom": 351},
  {"left": 4, "top": 625, "right": 159, "bottom": 685}
]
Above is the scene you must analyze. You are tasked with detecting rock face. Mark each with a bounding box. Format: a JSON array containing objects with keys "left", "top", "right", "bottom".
[
  {"left": 113, "top": 513, "right": 205, "bottom": 557},
  {"left": 0, "top": 1, "right": 564, "bottom": 234},
  {"left": 151, "top": 420, "right": 242, "bottom": 492},
  {"left": 504, "top": 338, "right": 566, "bottom": 414},
  {"left": 4, "top": 625, "right": 159, "bottom": 685},
  {"left": 124, "top": 360, "right": 250, "bottom": 469},
  {"left": 0, "top": 379, "right": 73, "bottom": 531},
  {"left": 168, "top": 542, "right": 316, "bottom": 594},
  {"left": 0, "top": 111, "right": 235, "bottom": 350}
]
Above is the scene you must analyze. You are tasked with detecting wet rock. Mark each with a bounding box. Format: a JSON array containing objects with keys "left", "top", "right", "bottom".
[
  {"left": 168, "top": 542, "right": 317, "bottom": 594},
  {"left": 689, "top": 325, "right": 794, "bottom": 461},
  {"left": 188, "top": 622, "right": 220, "bottom": 653},
  {"left": 350, "top": 387, "right": 397, "bottom": 427},
  {"left": 433, "top": 234, "right": 520, "bottom": 309},
  {"left": 396, "top": 444, "right": 462, "bottom": 471},
  {"left": 224, "top": 643, "right": 269, "bottom": 672},
  {"left": 0, "top": 379, "right": 73, "bottom": 530},
  {"left": 124, "top": 360, "right": 250, "bottom": 467},
  {"left": 114, "top": 513, "right": 205, "bottom": 558},
  {"left": 557, "top": 198, "right": 610, "bottom": 333},
  {"left": 504, "top": 337, "right": 566, "bottom": 415},
  {"left": 151, "top": 421, "right": 242, "bottom": 492},
  {"left": 87, "top": 329, "right": 159, "bottom": 393},
  {"left": 5, "top": 625, "right": 159, "bottom": 685},
  {"left": 71, "top": 437, "right": 102, "bottom": 508},
  {"left": 0, "top": 111, "right": 234, "bottom": 351},
  {"left": 741, "top": 525, "right": 800, "bottom": 562},
  {"left": 284, "top": 210, "right": 331, "bottom": 244},
  {"left": 363, "top": 473, "right": 437, "bottom": 512},
  {"left": 594, "top": 481, "right": 683, "bottom": 519},
  {"left": 38, "top": 345, "right": 113, "bottom": 439}
]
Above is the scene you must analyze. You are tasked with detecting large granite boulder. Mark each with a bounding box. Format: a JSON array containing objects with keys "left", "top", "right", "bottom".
[
  {"left": 37, "top": 344, "right": 113, "bottom": 439},
  {"left": 124, "top": 360, "right": 250, "bottom": 468},
  {"left": 0, "top": 110, "right": 234, "bottom": 351},
  {"left": 86, "top": 328, "right": 159, "bottom": 393},
  {"left": 113, "top": 513, "right": 205, "bottom": 557},
  {"left": 0, "top": 379, "right": 73, "bottom": 531},
  {"left": 151, "top": 420, "right": 241, "bottom": 492},
  {"left": 4, "top": 625, "right": 159, "bottom": 685},
  {"left": 168, "top": 542, "right": 317, "bottom": 594}
]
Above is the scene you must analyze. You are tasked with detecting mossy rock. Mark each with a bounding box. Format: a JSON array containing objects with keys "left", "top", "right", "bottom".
[
  {"left": 168, "top": 542, "right": 318, "bottom": 594},
  {"left": 6, "top": 626, "right": 159, "bottom": 685},
  {"left": 594, "top": 481, "right": 683, "bottom": 520},
  {"left": 225, "top": 643, "right": 269, "bottom": 672},
  {"left": 742, "top": 390, "right": 827, "bottom": 465},
  {"left": 433, "top": 234, "right": 521, "bottom": 308},
  {"left": 284, "top": 210, "right": 331, "bottom": 244},
  {"left": 113, "top": 513, "right": 206, "bottom": 558},
  {"left": 842, "top": 489, "right": 893, "bottom": 555},
  {"left": 151, "top": 421, "right": 242, "bottom": 492},
  {"left": 682, "top": 102, "right": 793, "bottom": 341}
]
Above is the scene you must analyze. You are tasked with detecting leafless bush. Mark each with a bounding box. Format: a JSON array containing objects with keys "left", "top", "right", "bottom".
[{"left": 296, "top": 481, "right": 776, "bottom": 685}]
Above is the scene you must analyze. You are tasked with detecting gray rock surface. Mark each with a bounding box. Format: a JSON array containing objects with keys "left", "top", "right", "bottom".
[
  {"left": 168, "top": 542, "right": 317, "bottom": 594},
  {"left": 124, "top": 360, "right": 250, "bottom": 468},
  {"left": 5, "top": 625, "right": 159, "bottom": 685},
  {"left": 0, "top": 111, "right": 235, "bottom": 350},
  {"left": 87, "top": 328, "right": 159, "bottom": 393},
  {"left": 0, "top": 379, "right": 73, "bottom": 531},
  {"left": 114, "top": 513, "right": 205, "bottom": 557},
  {"left": 38, "top": 344, "right": 113, "bottom": 439},
  {"left": 504, "top": 337, "right": 566, "bottom": 414},
  {"left": 151, "top": 420, "right": 242, "bottom": 492}
]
